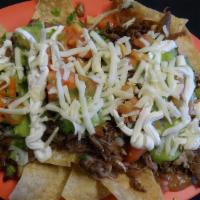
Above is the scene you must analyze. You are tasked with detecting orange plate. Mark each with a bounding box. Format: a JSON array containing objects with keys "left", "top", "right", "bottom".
[{"left": 0, "top": 0, "right": 200, "bottom": 200}]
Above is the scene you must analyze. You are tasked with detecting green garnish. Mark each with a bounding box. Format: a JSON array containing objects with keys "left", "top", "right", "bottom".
[
  {"left": 14, "top": 117, "right": 30, "bottom": 137},
  {"left": 13, "top": 21, "right": 42, "bottom": 49},
  {"left": 16, "top": 74, "right": 28, "bottom": 96},
  {"left": 12, "top": 138, "right": 27, "bottom": 150},
  {"left": 24, "top": 20, "right": 43, "bottom": 42},
  {"left": 66, "top": 11, "right": 77, "bottom": 25},
  {"left": 51, "top": 8, "right": 61, "bottom": 17},
  {"left": 150, "top": 146, "right": 181, "bottom": 164},
  {"left": 162, "top": 48, "right": 177, "bottom": 62},
  {"left": 46, "top": 29, "right": 56, "bottom": 39},
  {"left": 92, "top": 114, "right": 104, "bottom": 127},
  {"left": 13, "top": 33, "right": 30, "bottom": 49},
  {"left": 5, "top": 165, "right": 16, "bottom": 178},
  {"left": 58, "top": 119, "right": 74, "bottom": 135},
  {"left": 0, "top": 33, "right": 6, "bottom": 45},
  {"left": 154, "top": 118, "right": 181, "bottom": 135},
  {"left": 9, "top": 151, "right": 17, "bottom": 161}
]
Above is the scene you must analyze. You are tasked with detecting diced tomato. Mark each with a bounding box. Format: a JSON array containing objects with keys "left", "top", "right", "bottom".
[
  {"left": 4, "top": 114, "right": 24, "bottom": 125},
  {"left": 62, "top": 71, "right": 76, "bottom": 90},
  {"left": 121, "top": 84, "right": 132, "bottom": 91},
  {"left": 47, "top": 70, "right": 57, "bottom": 101},
  {"left": 63, "top": 24, "right": 83, "bottom": 48},
  {"left": 98, "top": 14, "right": 120, "bottom": 30},
  {"left": 95, "top": 125, "right": 104, "bottom": 137},
  {"left": 129, "top": 51, "right": 146, "bottom": 67},
  {"left": 101, "top": 194, "right": 117, "bottom": 200},
  {"left": 0, "top": 81, "right": 7, "bottom": 96},
  {"left": 79, "top": 75, "right": 97, "bottom": 96},
  {"left": 125, "top": 146, "right": 146, "bottom": 163},
  {"left": 47, "top": 69, "right": 76, "bottom": 101},
  {"left": 143, "top": 34, "right": 154, "bottom": 44},
  {"left": 48, "top": 70, "right": 56, "bottom": 83},
  {"left": 8, "top": 77, "right": 16, "bottom": 98},
  {"left": 82, "top": 50, "right": 93, "bottom": 59},
  {"left": 0, "top": 77, "right": 16, "bottom": 98},
  {"left": 118, "top": 97, "right": 138, "bottom": 115},
  {"left": 48, "top": 69, "right": 76, "bottom": 89},
  {"left": 132, "top": 37, "right": 145, "bottom": 49},
  {"left": 47, "top": 47, "right": 52, "bottom": 66},
  {"left": 47, "top": 84, "right": 57, "bottom": 102},
  {"left": 0, "top": 97, "right": 5, "bottom": 122}
]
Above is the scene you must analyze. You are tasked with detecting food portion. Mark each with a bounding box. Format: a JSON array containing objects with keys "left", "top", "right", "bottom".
[
  {"left": 9, "top": 163, "right": 69, "bottom": 200},
  {"left": 0, "top": 0, "right": 200, "bottom": 199}
]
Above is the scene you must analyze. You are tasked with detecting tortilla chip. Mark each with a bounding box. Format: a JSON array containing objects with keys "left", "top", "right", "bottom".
[
  {"left": 45, "top": 149, "right": 77, "bottom": 167},
  {"left": 62, "top": 167, "right": 109, "bottom": 200},
  {"left": 176, "top": 29, "right": 200, "bottom": 72},
  {"left": 9, "top": 162, "right": 70, "bottom": 200},
  {"left": 33, "top": 0, "right": 74, "bottom": 24},
  {"left": 102, "top": 168, "right": 163, "bottom": 200},
  {"left": 127, "top": 1, "right": 188, "bottom": 34},
  {"left": 101, "top": 177, "right": 136, "bottom": 200}
]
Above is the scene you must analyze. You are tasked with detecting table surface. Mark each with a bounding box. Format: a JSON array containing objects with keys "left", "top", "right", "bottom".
[{"left": 0, "top": 1, "right": 200, "bottom": 200}]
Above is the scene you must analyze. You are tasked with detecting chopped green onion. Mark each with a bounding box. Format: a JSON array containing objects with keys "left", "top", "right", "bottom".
[
  {"left": 51, "top": 8, "right": 61, "bottom": 17},
  {"left": 66, "top": 12, "right": 77, "bottom": 25},
  {"left": 11, "top": 138, "right": 27, "bottom": 150},
  {"left": 46, "top": 29, "right": 56, "bottom": 39},
  {"left": 0, "top": 33, "right": 6, "bottom": 45}
]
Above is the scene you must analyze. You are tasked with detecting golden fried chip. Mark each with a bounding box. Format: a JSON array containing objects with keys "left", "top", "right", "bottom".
[
  {"left": 62, "top": 167, "right": 109, "bottom": 200},
  {"left": 33, "top": 0, "right": 74, "bottom": 24},
  {"left": 45, "top": 149, "right": 77, "bottom": 167},
  {"left": 102, "top": 168, "right": 163, "bottom": 200},
  {"left": 130, "top": 1, "right": 188, "bottom": 34},
  {"left": 176, "top": 29, "right": 200, "bottom": 72},
  {"left": 101, "top": 176, "right": 136, "bottom": 200},
  {"left": 9, "top": 162, "right": 70, "bottom": 200}
]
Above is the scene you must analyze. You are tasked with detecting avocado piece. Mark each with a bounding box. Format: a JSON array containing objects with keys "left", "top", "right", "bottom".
[
  {"left": 13, "top": 33, "right": 30, "bottom": 50},
  {"left": 14, "top": 117, "right": 30, "bottom": 137},
  {"left": 5, "top": 164, "right": 16, "bottom": 178},
  {"left": 150, "top": 147, "right": 181, "bottom": 164},
  {"left": 13, "top": 21, "right": 43, "bottom": 49},
  {"left": 23, "top": 20, "right": 43, "bottom": 42},
  {"left": 162, "top": 48, "right": 177, "bottom": 62},
  {"left": 154, "top": 118, "right": 181, "bottom": 135},
  {"left": 91, "top": 114, "right": 104, "bottom": 127},
  {"left": 58, "top": 119, "right": 74, "bottom": 135},
  {"left": 11, "top": 138, "right": 27, "bottom": 150}
]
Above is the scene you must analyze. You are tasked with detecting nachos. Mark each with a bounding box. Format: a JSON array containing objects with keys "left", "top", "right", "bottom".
[{"left": 0, "top": 0, "right": 200, "bottom": 200}]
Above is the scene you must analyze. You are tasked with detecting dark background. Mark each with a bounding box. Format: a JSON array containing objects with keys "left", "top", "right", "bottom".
[{"left": 0, "top": 1, "right": 200, "bottom": 200}]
